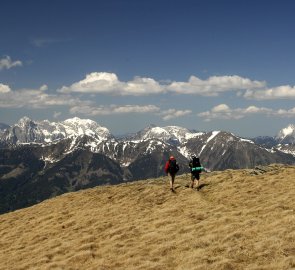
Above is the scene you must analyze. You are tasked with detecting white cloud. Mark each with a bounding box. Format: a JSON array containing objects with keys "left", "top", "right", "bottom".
[
  {"left": 112, "top": 104, "right": 160, "bottom": 113},
  {"left": 199, "top": 104, "right": 295, "bottom": 121},
  {"left": 211, "top": 104, "right": 230, "bottom": 113},
  {"left": 59, "top": 72, "right": 163, "bottom": 95},
  {"left": 0, "top": 82, "right": 192, "bottom": 121},
  {"left": 124, "top": 77, "right": 163, "bottom": 95},
  {"left": 39, "top": 84, "right": 48, "bottom": 91},
  {"left": 198, "top": 104, "right": 272, "bottom": 121},
  {"left": 59, "top": 72, "right": 121, "bottom": 94},
  {"left": 59, "top": 72, "right": 265, "bottom": 96},
  {"left": 69, "top": 104, "right": 191, "bottom": 120},
  {"left": 0, "top": 83, "right": 11, "bottom": 93},
  {"left": 0, "top": 56, "right": 22, "bottom": 70},
  {"left": 69, "top": 104, "right": 160, "bottom": 116},
  {"left": 160, "top": 109, "right": 192, "bottom": 121},
  {"left": 167, "top": 75, "right": 266, "bottom": 96},
  {"left": 274, "top": 107, "right": 295, "bottom": 117},
  {"left": 0, "top": 84, "right": 91, "bottom": 109},
  {"left": 244, "top": 85, "right": 295, "bottom": 100}
]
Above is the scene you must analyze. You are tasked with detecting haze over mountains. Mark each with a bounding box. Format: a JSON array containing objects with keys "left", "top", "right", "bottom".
[{"left": 1, "top": 116, "right": 295, "bottom": 214}]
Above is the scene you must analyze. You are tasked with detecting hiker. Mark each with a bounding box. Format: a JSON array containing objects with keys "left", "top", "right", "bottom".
[
  {"left": 164, "top": 156, "right": 179, "bottom": 192},
  {"left": 189, "top": 156, "right": 205, "bottom": 190}
]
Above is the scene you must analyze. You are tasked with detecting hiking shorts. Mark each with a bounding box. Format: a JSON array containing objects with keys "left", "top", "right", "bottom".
[{"left": 191, "top": 172, "right": 200, "bottom": 180}]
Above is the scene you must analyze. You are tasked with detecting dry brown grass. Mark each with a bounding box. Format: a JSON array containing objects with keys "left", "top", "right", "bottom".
[{"left": 0, "top": 164, "right": 295, "bottom": 270}]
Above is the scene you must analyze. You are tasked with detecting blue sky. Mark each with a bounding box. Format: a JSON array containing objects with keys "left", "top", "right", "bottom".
[{"left": 1, "top": 0, "right": 295, "bottom": 137}]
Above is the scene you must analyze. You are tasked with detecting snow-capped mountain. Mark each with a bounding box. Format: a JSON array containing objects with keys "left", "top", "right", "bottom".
[
  {"left": 1, "top": 116, "right": 112, "bottom": 145},
  {"left": 276, "top": 124, "right": 295, "bottom": 144},
  {"left": 272, "top": 124, "right": 295, "bottom": 155},
  {"left": 132, "top": 125, "right": 204, "bottom": 144},
  {"left": 1, "top": 117, "right": 295, "bottom": 214},
  {"left": 2, "top": 117, "right": 295, "bottom": 164},
  {"left": 252, "top": 124, "right": 295, "bottom": 156}
]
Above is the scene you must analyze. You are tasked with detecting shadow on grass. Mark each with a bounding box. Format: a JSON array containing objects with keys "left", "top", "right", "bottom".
[
  {"left": 183, "top": 183, "right": 210, "bottom": 190},
  {"left": 197, "top": 183, "right": 209, "bottom": 190},
  {"left": 175, "top": 185, "right": 182, "bottom": 190}
]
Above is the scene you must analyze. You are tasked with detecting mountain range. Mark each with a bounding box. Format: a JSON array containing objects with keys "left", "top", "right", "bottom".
[{"left": 1, "top": 116, "right": 295, "bottom": 213}]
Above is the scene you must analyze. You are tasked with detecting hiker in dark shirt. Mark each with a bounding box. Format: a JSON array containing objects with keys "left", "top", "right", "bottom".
[
  {"left": 189, "top": 156, "right": 205, "bottom": 190},
  {"left": 164, "top": 156, "right": 179, "bottom": 192}
]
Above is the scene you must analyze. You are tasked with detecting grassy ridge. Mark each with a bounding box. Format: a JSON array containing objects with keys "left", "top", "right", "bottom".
[{"left": 0, "top": 164, "right": 295, "bottom": 269}]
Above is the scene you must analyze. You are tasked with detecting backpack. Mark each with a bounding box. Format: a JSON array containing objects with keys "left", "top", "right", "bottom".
[
  {"left": 190, "top": 157, "right": 202, "bottom": 173},
  {"left": 192, "top": 157, "right": 200, "bottom": 167},
  {"left": 169, "top": 159, "right": 179, "bottom": 174}
]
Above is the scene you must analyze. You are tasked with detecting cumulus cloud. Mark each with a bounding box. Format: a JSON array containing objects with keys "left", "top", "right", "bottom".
[
  {"left": 39, "top": 84, "right": 48, "bottom": 91},
  {"left": 0, "top": 82, "right": 192, "bottom": 122},
  {"left": 274, "top": 107, "right": 295, "bottom": 117},
  {"left": 0, "top": 83, "right": 11, "bottom": 93},
  {"left": 160, "top": 109, "right": 192, "bottom": 121},
  {"left": 59, "top": 72, "right": 163, "bottom": 96},
  {"left": 199, "top": 104, "right": 295, "bottom": 121},
  {"left": 167, "top": 75, "right": 266, "bottom": 96},
  {"left": 58, "top": 72, "right": 265, "bottom": 96},
  {"left": 198, "top": 104, "right": 272, "bottom": 121},
  {"left": 69, "top": 104, "right": 191, "bottom": 121},
  {"left": 211, "top": 104, "right": 230, "bottom": 113},
  {"left": 0, "top": 84, "right": 90, "bottom": 109},
  {"left": 124, "top": 77, "right": 163, "bottom": 95},
  {"left": 69, "top": 104, "right": 160, "bottom": 116},
  {"left": 0, "top": 56, "right": 22, "bottom": 70},
  {"left": 244, "top": 85, "right": 295, "bottom": 100}
]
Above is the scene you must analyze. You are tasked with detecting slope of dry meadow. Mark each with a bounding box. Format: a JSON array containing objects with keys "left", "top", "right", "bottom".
[{"left": 0, "top": 164, "right": 295, "bottom": 270}]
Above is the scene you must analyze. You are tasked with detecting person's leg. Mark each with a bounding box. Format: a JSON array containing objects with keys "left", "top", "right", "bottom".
[
  {"left": 170, "top": 174, "right": 175, "bottom": 191},
  {"left": 172, "top": 174, "right": 175, "bottom": 189},
  {"left": 190, "top": 174, "right": 195, "bottom": 188},
  {"left": 196, "top": 174, "right": 200, "bottom": 190}
]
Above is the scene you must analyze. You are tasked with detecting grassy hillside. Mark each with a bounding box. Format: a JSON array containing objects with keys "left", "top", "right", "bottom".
[{"left": 0, "top": 164, "right": 295, "bottom": 270}]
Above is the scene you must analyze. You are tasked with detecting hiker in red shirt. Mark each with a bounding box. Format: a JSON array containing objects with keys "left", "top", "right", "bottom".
[{"left": 164, "top": 156, "right": 179, "bottom": 192}]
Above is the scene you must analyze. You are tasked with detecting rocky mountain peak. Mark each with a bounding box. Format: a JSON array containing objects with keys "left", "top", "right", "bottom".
[
  {"left": 130, "top": 125, "right": 204, "bottom": 145},
  {"left": 61, "top": 117, "right": 111, "bottom": 140},
  {"left": 16, "top": 116, "right": 36, "bottom": 129},
  {"left": 63, "top": 117, "right": 98, "bottom": 127},
  {"left": 1, "top": 117, "right": 112, "bottom": 144},
  {"left": 277, "top": 124, "right": 295, "bottom": 140}
]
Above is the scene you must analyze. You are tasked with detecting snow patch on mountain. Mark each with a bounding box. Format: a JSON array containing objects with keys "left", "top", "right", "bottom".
[
  {"left": 275, "top": 144, "right": 295, "bottom": 156},
  {"left": 178, "top": 145, "right": 193, "bottom": 158},
  {"left": 185, "top": 132, "right": 204, "bottom": 140},
  {"left": 207, "top": 131, "right": 220, "bottom": 143},
  {"left": 145, "top": 140, "right": 165, "bottom": 154},
  {"left": 199, "top": 144, "right": 207, "bottom": 156},
  {"left": 41, "top": 156, "right": 61, "bottom": 164},
  {"left": 239, "top": 138, "right": 254, "bottom": 144}
]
